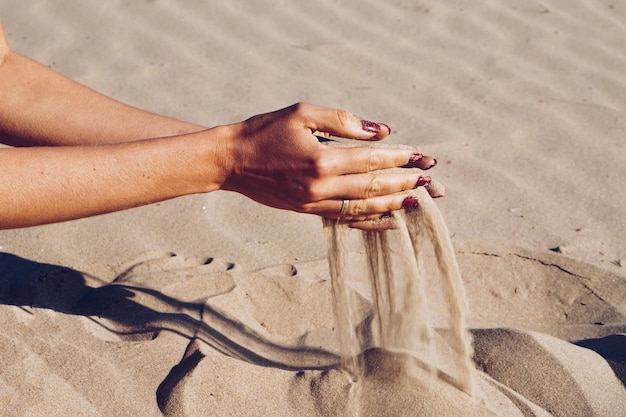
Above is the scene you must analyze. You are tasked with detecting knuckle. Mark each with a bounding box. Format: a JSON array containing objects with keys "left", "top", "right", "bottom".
[
  {"left": 349, "top": 199, "right": 369, "bottom": 216},
  {"left": 365, "top": 176, "right": 384, "bottom": 198},
  {"left": 298, "top": 201, "right": 318, "bottom": 214},
  {"left": 315, "top": 160, "right": 334, "bottom": 178},
  {"left": 307, "top": 152, "right": 333, "bottom": 178},
  {"left": 334, "top": 109, "right": 353, "bottom": 130},
  {"left": 302, "top": 182, "right": 325, "bottom": 202},
  {"left": 291, "top": 102, "right": 312, "bottom": 116},
  {"left": 289, "top": 175, "right": 326, "bottom": 203},
  {"left": 366, "top": 150, "right": 385, "bottom": 172}
]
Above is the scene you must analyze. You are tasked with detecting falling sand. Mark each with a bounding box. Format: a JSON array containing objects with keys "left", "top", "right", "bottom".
[{"left": 323, "top": 187, "right": 476, "bottom": 414}]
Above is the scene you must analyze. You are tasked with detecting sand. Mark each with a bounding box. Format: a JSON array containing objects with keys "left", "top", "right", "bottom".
[
  {"left": 0, "top": 0, "right": 625, "bottom": 415},
  {"left": 323, "top": 188, "right": 474, "bottom": 395}
]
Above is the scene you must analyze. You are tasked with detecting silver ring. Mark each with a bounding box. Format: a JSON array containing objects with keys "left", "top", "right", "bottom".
[{"left": 339, "top": 199, "right": 349, "bottom": 216}]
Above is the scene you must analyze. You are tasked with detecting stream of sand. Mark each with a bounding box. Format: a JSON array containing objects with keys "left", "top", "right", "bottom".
[{"left": 323, "top": 188, "right": 474, "bottom": 399}]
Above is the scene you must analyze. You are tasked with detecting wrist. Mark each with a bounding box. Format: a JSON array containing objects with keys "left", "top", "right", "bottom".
[{"left": 191, "top": 124, "right": 239, "bottom": 193}]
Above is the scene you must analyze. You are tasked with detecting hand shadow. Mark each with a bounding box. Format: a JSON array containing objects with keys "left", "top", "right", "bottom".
[{"left": 0, "top": 252, "right": 338, "bottom": 371}]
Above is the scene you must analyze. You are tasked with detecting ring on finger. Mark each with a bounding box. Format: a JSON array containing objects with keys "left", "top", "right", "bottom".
[{"left": 339, "top": 199, "right": 350, "bottom": 216}]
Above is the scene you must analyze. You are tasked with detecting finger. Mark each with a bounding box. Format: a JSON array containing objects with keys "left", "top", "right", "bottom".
[
  {"left": 292, "top": 103, "right": 392, "bottom": 141},
  {"left": 401, "top": 153, "right": 438, "bottom": 171},
  {"left": 304, "top": 192, "right": 421, "bottom": 218},
  {"left": 313, "top": 172, "right": 432, "bottom": 200},
  {"left": 348, "top": 216, "right": 399, "bottom": 231},
  {"left": 320, "top": 146, "right": 427, "bottom": 176},
  {"left": 426, "top": 179, "right": 446, "bottom": 198}
]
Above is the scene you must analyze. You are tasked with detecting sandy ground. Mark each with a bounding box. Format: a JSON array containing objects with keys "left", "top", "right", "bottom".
[{"left": 0, "top": 0, "right": 624, "bottom": 415}]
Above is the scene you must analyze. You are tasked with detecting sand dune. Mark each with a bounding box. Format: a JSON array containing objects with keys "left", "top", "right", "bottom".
[{"left": 0, "top": 0, "right": 624, "bottom": 415}]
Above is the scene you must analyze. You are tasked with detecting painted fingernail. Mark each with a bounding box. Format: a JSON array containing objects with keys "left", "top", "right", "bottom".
[
  {"left": 361, "top": 120, "right": 381, "bottom": 134},
  {"left": 402, "top": 196, "right": 419, "bottom": 208},
  {"left": 380, "top": 123, "right": 392, "bottom": 134},
  {"left": 406, "top": 153, "right": 423, "bottom": 167},
  {"left": 420, "top": 157, "right": 438, "bottom": 170},
  {"left": 415, "top": 176, "right": 431, "bottom": 187}
]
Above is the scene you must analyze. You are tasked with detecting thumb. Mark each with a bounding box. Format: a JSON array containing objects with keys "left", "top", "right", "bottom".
[{"left": 293, "top": 103, "right": 392, "bottom": 141}]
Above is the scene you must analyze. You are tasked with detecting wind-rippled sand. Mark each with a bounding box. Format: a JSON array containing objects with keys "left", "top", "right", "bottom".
[{"left": 0, "top": 0, "right": 624, "bottom": 415}]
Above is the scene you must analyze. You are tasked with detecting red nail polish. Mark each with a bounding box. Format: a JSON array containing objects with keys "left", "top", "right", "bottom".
[
  {"left": 415, "top": 176, "right": 431, "bottom": 187},
  {"left": 421, "top": 157, "right": 438, "bottom": 170},
  {"left": 407, "top": 153, "right": 423, "bottom": 167},
  {"left": 402, "top": 196, "right": 419, "bottom": 208},
  {"left": 361, "top": 120, "right": 381, "bottom": 134}
]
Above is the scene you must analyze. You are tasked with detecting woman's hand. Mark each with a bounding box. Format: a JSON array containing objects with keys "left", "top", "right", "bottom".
[
  {"left": 0, "top": 19, "right": 443, "bottom": 230},
  {"left": 219, "top": 103, "right": 443, "bottom": 227},
  {"left": 0, "top": 101, "right": 442, "bottom": 230}
]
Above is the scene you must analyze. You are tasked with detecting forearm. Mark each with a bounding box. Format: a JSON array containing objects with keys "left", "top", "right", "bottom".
[
  {"left": 0, "top": 22, "right": 443, "bottom": 232},
  {"left": 0, "top": 127, "right": 232, "bottom": 229},
  {"left": 0, "top": 34, "right": 204, "bottom": 146}
]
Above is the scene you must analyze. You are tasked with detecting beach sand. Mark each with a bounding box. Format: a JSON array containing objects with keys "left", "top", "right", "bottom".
[{"left": 0, "top": 0, "right": 625, "bottom": 415}]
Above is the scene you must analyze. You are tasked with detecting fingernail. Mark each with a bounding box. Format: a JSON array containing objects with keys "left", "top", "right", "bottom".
[
  {"left": 421, "top": 157, "right": 438, "bottom": 171},
  {"left": 415, "top": 176, "right": 431, "bottom": 187},
  {"left": 406, "top": 153, "right": 423, "bottom": 167},
  {"left": 380, "top": 123, "right": 392, "bottom": 134},
  {"left": 402, "top": 196, "right": 419, "bottom": 208},
  {"left": 361, "top": 120, "right": 381, "bottom": 134}
]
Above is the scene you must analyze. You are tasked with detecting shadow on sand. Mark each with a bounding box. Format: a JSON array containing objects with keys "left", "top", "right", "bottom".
[{"left": 0, "top": 252, "right": 338, "bottom": 371}]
